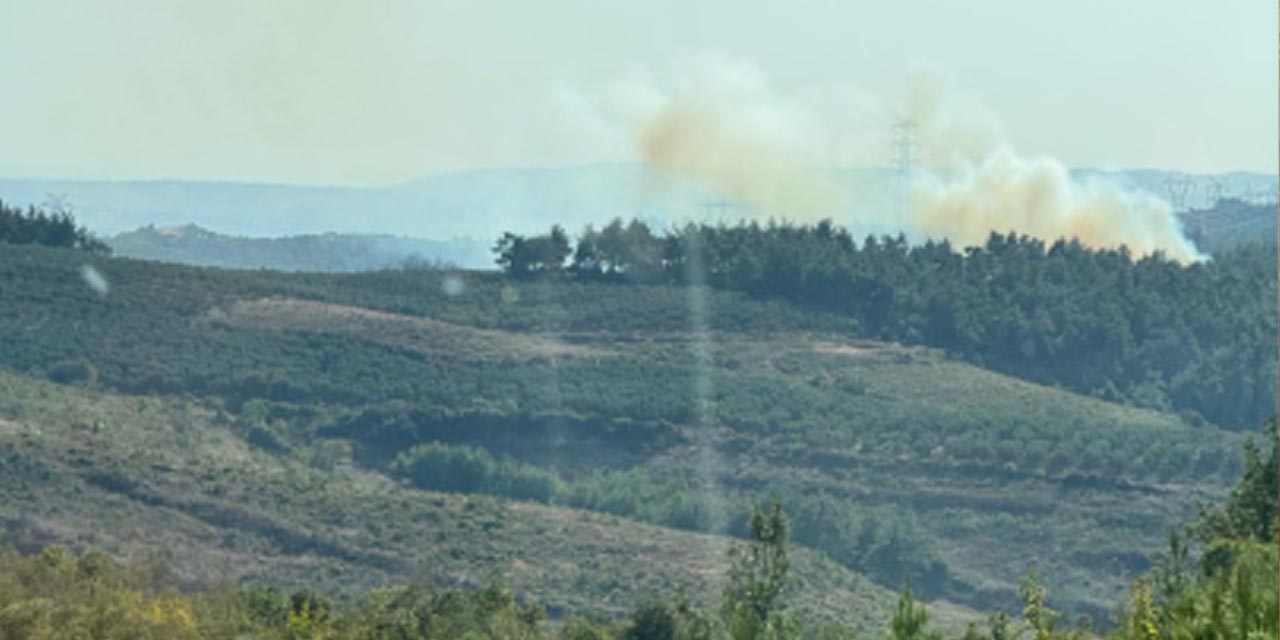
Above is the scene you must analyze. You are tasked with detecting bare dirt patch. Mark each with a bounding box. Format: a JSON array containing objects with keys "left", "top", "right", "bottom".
[
  {"left": 209, "top": 297, "right": 597, "bottom": 363},
  {"left": 0, "top": 417, "right": 22, "bottom": 436},
  {"left": 810, "top": 340, "right": 884, "bottom": 358}
]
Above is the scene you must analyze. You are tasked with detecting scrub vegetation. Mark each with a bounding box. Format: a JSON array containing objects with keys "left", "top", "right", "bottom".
[{"left": 0, "top": 212, "right": 1274, "bottom": 635}]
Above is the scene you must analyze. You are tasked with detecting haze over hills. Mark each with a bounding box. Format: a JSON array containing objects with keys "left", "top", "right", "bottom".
[
  {"left": 95, "top": 195, "right": 1278, "bottom": 275},
  {"left": 1178, "top": 198, "right": 1279, "bottom": 253},
  {"left": 0, "top": 165, "right": 711, "bottom": 241},
  {"left": 2, "top": 0, "right": 1276, "bottom": 634},
  {"left": 1, "top": 165, "right": 1273, "bottom": 246},
  {"left": 107, "top": 224, "right": 491, "bottom": 271}
]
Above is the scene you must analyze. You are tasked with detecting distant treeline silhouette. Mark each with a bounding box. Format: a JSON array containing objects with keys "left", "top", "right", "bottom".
[{"left": 0, "top": 200, "right": 109, "bottom": 254}]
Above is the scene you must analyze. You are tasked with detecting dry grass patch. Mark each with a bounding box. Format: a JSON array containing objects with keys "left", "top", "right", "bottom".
[{"left": 210, "top": 297, "right": 600, "bottom": 363}]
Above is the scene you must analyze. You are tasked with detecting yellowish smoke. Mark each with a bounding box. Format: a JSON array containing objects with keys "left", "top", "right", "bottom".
[
  {"left": 616, "top": 61, "right": 1203, "bottom": 262},
  {"left": 625, "top": 58, "right": 845, "bottom": 221},
  {"left": 910, "top": 148, "right": 1202, "bottom": 262}
]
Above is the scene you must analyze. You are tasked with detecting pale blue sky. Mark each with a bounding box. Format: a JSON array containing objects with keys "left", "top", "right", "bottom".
[{"left": 0, "top": 0, "right": 1274, "bottom": 185}]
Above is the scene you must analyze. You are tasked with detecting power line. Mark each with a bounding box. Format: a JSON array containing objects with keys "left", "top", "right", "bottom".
[
  {"left": 1203, "top": 177, "right": 1224, "bottom": 206},
  {"left": 701, "top": 198, "right": 735, "bottom": 219}
]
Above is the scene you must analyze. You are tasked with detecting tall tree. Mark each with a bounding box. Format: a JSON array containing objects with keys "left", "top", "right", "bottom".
[{"left": 722, "top": 502, "right": 793, "bottom": 640}]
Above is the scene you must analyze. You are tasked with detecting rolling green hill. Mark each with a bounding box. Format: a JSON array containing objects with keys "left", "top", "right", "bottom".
[
  {"left": 0, "top": 243, "right": 1248, "bottom": 622},
  {"left": 0, "top": 368, "right": 963, "bottom": 632}
]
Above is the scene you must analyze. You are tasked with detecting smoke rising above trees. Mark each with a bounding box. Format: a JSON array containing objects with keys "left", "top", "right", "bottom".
[{"left": 576, "top": 58, "right": 1202, "bottom": 262}]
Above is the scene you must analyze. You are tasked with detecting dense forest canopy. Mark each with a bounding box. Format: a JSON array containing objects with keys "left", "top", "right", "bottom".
[{"left": 496, "top": 219, "right": 1278, "bottom": 429}]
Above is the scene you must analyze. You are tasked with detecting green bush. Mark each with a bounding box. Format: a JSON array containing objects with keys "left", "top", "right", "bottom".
[
  {"left": 391, "top": 442, "right": 563, "bottom": 503},
  {"left": 45, "top": 358, "right": 97, "bottom": 386}
]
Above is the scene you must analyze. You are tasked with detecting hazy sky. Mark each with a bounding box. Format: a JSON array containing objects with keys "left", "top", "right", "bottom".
[{"left": 0, "top": 0, "right": 1274, "bottom": 185}]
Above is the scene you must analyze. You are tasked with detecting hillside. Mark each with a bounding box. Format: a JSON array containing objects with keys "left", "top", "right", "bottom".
[
  {"left": 1180, "top": 198, "right": 1278, "bottom": 253},
  {"left": 0, "top": 167, "right": 1272, "bottom": 241},
  {"left": 108, "top": 224, "right": 491, "bottom": 270},
  {"left": 0, "top": 166, "right": 706, "bottom": 240},
  {"left": 498, "top": 221, "right": 1278, "bottom": 431},
  {"left": 0, "top": 243, "right": 1249, "bottom": 623},
  {"left": 1, "top": 368, "right": 961, "bottom": 632}
]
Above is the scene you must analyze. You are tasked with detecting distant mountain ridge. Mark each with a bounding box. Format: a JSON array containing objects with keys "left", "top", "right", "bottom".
[
  {"left": 2, "top": 165, "right": 1273, "bottom": 247},
  {"left": 108, "top": 223, "right": 491, "bottom": 271},
  {"left": 0, "top": 165, "right": 707, "bottom": 241}
]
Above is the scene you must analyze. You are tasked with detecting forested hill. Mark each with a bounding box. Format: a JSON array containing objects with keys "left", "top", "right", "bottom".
[
  {"left": 493, "top": 220, "right": 1278, "bottom": 430},
  {"left": 109, "top": 223, "right": 489, "bottom": 271},
  {"left": 1180, "top": 198, "right": 1278, "bottom": 254}
]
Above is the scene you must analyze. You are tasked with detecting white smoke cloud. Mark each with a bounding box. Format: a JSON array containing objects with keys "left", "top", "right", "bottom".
[
  {"left": 901, "top": 72, "right": 1203, "bottom": 262},
  {"left": 911, "top": 148, "right": 1202, "bottom": 261},
  {"left": 574, "top": 58, "right": 1203, "bottom": 262}
]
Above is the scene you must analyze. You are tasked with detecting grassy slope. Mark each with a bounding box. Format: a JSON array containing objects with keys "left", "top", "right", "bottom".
[
  {"left": 0, "top": 369, "right": 960, "bottom": 633},
  {"left": 0, "top": 244, "right": 1245, "bottom": 620},
  {"left": 649, "top": 337, "right": 1235, "bottom": 615}
]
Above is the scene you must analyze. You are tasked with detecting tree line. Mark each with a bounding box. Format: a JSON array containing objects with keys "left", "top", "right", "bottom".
[
  {"left": 494, "top": 219, "right": 1277, "bottom": 429},
  {"left": 0, "top": 200, "right": 110, "bottom": 254}
]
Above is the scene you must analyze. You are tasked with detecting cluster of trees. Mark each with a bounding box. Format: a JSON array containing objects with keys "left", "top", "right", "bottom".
[
  {"left": 495, "top": 220, "right": 1277, "bottom": 428},
  {"left": 0, "top": 544, "right": 548, "bottom": 639},
  {"left": 554, "top": 468, "right": 949, "bottom": 597},
  {"left": 378, "top": 437, "right": 949, "bottom": 596},
  {"left": 494, "top": 227, "right": 573, "bottom": 277},
  {"left": 0, "top": 200, "right": 109, "bottom": 253},
  {"left": 573, "top": 218, "right": 667, "bottom": 281},
  {"left": 391, "top": 441, "right": 564, "bottom": 503},
  {"left": 1108, "top": 422, "right": 1279, "bottom": 640}
]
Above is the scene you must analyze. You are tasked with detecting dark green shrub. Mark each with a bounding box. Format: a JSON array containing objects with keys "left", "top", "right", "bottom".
[
  {"left": 46, "top": 358, "right": 97, "bottom": 386},
  {"left": 390, "top": 442, "right": 563, "bottom": 503}
]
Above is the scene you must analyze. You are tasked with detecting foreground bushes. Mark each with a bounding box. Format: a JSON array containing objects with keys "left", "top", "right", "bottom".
[
  {"left": 0, "top": 544, "right": 546, "bottom": 640},
  {"left": 0, "top": 546, "right": 202, "bottom": 640},
  {"left": 0, "top": 484, "right": 1275, "bottom": 640}
]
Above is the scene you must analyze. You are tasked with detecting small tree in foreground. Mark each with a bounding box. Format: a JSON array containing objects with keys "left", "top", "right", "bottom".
[
  {"left": 721, "top": 501, "right": 798, "bottom": 640},
  {"left": 888, "top": 588, "right": 937, "bottom": 640}
]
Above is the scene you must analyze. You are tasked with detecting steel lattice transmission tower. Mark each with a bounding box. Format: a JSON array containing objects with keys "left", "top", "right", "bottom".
[
  {"left": 890, "top": 117, "right": 917, "bottom": 222},
  {"left": 1161, "top": 173, "right": 1193, "bottom": 211}
]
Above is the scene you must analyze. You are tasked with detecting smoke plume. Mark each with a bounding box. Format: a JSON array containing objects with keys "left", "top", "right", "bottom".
[
  {"left": 617, "top": 58, "right": 846, "bottom": 221},
  {"left": 599, "top": 59, "right": 1202, "bottom": 262},
  {"left": 911, "top": 148, "right": 1201, "bottom": 261},
  {"left": 900, "top": 74, "right": 1203, "bottom": 262}
]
